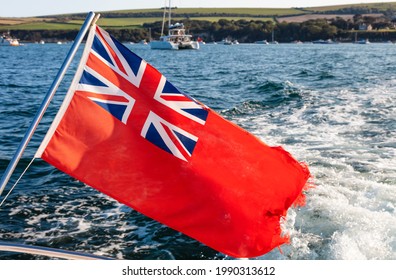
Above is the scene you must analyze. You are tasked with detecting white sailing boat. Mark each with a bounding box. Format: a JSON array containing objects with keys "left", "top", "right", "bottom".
[
  {"left": 150, "top": 0, "right": 199, "bottom": 50},
  {"left": 353, "top": 33, "right": 370, "bottom": 44},
  {"left": 270, "top": 30, "right": 279, "bottom": 44},
  {"left": 1, "top": 32, "right": 20, "bottom": 46}
]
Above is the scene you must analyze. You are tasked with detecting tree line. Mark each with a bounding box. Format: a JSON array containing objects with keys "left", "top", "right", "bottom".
[
  {"left": 4, "top": 14, "right": 396, "bottom": 43},
  {"left": 143, "top": 15, "right": 396, "bottom": 43}
]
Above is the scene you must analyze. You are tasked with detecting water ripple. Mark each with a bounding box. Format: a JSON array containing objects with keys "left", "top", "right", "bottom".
[{"left": 0, "top": 43, "right": 395, "bottom": 260}]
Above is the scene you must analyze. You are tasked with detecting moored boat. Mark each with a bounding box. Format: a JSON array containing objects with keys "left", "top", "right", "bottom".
[
  {"left": 221, "top": 38, "right": 233, "bottom": 45},
  {"left": 150, "top": 1, "right": 199, "bottom": 50},
  {"left": 312, "top": 39, "right": 336, "bottom": 44},
  {"left": 354, "top": 39, "right": 370, "bottom": 44},
  {"left": 1, "top": 33, "right": 20, "bottom": 46},
  {"left": 255, "top": 40, "right": 269, "bottom": 44},
  {"left": 150, "top": 22, "right": 199, "bottom": 50}
]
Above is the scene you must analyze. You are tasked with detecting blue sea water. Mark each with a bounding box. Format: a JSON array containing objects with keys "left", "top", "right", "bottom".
[{"left": 0, "top": 42, "right": 395, "bottom": 260}]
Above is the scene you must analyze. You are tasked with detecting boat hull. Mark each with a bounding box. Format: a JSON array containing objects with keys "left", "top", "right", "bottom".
[
  {"left": 150, "top": 40, "right": 179, "bottom": 50},
  {"left": 0, "top": 38, "right": 20, "bottom": 47},
  {"left": 150, "top": 40, "right": 199, "bottom": 50}
]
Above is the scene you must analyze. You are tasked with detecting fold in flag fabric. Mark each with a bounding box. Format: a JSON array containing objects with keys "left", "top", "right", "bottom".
[{"left": 36, "top": 25, "right": 311, "bottom": 258}]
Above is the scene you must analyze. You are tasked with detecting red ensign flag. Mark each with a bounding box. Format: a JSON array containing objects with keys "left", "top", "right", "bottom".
[{"left": 36, "top": 26, "right": 310, "bottom": 258}]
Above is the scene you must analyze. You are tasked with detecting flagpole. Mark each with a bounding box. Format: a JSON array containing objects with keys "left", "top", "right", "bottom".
[{"left": 0, "top": 12, "right": 98, "bottom": 198}]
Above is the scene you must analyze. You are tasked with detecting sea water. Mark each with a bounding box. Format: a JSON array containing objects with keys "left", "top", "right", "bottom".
[{"left": 0, "top": 42, "right": 395, "bottom": 259}]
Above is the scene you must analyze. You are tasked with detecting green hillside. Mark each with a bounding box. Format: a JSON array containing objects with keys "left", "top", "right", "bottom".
[
  {"left": 0, "top": 7, "right": 305, "bottom": 30},
  {"left": 99, "top": 7, "right": 304, "bottom": 17},
  {"left": 303, "top": 2, "right": 396, "bottom": 12},
  {"left": 1, "top": 3, "right": 396, "bottom": 31}
]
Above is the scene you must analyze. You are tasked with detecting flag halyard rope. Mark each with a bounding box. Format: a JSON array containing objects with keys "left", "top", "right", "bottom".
[{"left": 0, "top": 157, "right": 35, "bottom": 208}]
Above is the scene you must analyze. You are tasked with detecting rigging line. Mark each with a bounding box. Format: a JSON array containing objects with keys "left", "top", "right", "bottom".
[{"left": 0, "top": 157, "right": 35, "bottom": 208}]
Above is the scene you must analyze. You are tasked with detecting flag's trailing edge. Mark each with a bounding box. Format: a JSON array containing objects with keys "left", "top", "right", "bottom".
[{"left": 36, "top": 25, "right": 311, "bottom": 258}]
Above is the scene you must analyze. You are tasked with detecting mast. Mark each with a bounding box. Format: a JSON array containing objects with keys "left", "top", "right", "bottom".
[
  {"left": 168, "top": 0, "right": 172, "bottom": 35},
  {"left": 161, "top": 0, "right": 166, "bottom": 36}
]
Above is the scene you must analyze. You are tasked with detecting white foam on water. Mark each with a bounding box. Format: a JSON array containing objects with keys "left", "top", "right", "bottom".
[{"left": 244, "top": 80, "right": 396, "bottom": 260}]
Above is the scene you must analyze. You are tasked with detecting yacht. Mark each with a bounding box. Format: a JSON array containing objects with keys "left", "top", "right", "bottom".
[
  {"left": 1, "top": 33, "right": 20, "bottom": 46},
  {"left": 150, "top": 1, "right": 199, "bottom": 50},
  {"left": 150, "top": 23, "right": 199, "bottom": 50}
]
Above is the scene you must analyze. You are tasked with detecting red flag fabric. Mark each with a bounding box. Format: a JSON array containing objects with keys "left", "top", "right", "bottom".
[{"left": 36, "top": 25, "right": 310, "bottom": 258}]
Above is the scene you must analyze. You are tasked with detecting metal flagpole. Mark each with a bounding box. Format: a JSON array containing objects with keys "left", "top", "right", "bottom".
[
  {"left": 0, "top": 241, "right": 112, "bottom": 260},
  {"left": 0, "top": 11, "right": 97, "bottom": 197}
]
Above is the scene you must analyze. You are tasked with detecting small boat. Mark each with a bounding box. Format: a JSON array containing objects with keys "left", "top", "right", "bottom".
[
  {"left": 150, "top": 1, "right": 199, "bottom": 50},
  {"left": 197, "top": 37, "right": 205, "bottom": 45},
  {"left": 270, "top": 30, "right": 278, "bottom": 44},
  {"left": 256, "top": 30, "right": 278, "bottom": 45},
  {"left": 221, "top": 39, "right": 233, "bottom": 45},
  {"left": 312, "top": 39, "right": 336, "bottom": 44},
  {"left": 353, "top": 32, "right": 370, "bottom": 44},
  {"left": 1, "top": 33, "right": 20, "bottom": 46},
  {"left": 255, "top": 40, "right": 269, "bottom": 45},
  {"left": 354, "top": 39, "right": 370, "bottom": 44}
]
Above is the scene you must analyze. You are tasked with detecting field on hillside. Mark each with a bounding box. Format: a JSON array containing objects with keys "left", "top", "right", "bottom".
[
  {"left": 0, "top": 17, "right": 56, "bottom": 26},
  {"left": 2, "top": 21, "right": 82, "bottom": 30},
  {"left": 0, "top": 7, "right": 300, "bottom": 30},
  {"left": 1, "top": 3, "right": 396, "bottom": 31},
  {"left": 278, "top": 13, "right": 384, "bottom": 23},
  {"left": 303, "top": 2, "right": 396, "bottom": 12},
  {"left": 1, "top": 17, "right": 275, "bottom": 31},
  {"left": 101, "top": 7, "right": 304, "bottom": 16}
]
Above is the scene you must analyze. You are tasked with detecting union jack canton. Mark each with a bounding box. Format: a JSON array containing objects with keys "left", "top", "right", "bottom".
[{"left": 76, "top": 26, "right": 208, "bottom": 162}]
